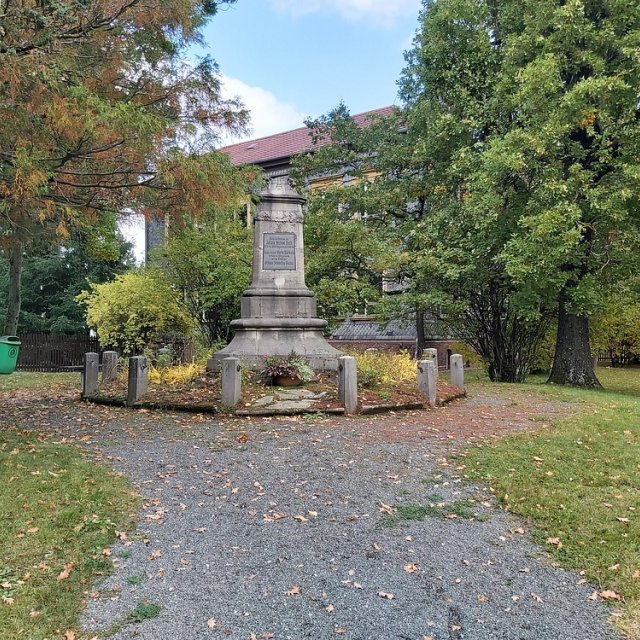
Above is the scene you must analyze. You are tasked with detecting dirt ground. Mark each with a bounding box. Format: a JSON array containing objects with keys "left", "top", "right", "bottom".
[{"left": 1, "top": 379, "right": 573, "bottom": 447}]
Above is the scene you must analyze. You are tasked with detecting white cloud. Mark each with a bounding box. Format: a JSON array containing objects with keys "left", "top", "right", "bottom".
[
  {"left": 269, "top": 0, "right": 421, "bottom": 26},
  {"left": 219, "top": 74, "right": 309, "bottom": 144}
]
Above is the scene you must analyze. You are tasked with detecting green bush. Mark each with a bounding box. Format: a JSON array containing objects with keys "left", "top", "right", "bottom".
[{"left": 77, "top": 270, "right": 194, "bottom": 355}]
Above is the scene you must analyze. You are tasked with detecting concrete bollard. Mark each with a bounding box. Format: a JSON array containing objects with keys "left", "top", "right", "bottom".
[
  {"left": 450, "top": 354, "right": 464, "bottom": 389},
  {"left": 417, "top": 359, "right": 437, "bottom": 407},
  {"left": 221, "top": 357, "right": 242, "bottom": 407},
  {"left": 338, "top": 355, "right": 358, "bottom": 414},
  {"left": 422, "top": 348, "right": 438, "bottom": 380},
  {"left": 102, "top": 351, "right": 118, "bottom": 383},
  {"left": 82, "top": 352, "right": 99, "bottom": 398},
  {"left": 127, "top": 356, "right": 149, "bottom": 405}
]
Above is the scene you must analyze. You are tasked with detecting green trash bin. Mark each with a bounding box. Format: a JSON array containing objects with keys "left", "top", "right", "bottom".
[{"left": 0, "top": 336, "right": 21, "bottom": 374}]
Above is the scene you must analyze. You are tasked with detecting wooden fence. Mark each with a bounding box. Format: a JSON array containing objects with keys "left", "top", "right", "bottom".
[
  {"left": 16, "top": 333, "right": 195, "bottom": 372},
  {"left": 17, "top": 333, "right": 102, "bottom": 372}
]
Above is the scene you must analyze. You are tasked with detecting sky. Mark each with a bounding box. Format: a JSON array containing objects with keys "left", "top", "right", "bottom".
[
  {"left": 125, "top": 0, "right": 424, "bottom": 261},
  {"left": 203, "top": 0, "right": 423, "bottom": 143}
]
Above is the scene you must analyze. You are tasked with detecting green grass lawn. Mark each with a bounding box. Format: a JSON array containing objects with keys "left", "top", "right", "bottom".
[
  {"left": 0, "top": 432, "right": 138, "bottom": 639},
  {"left": 463, "top": 366, "right": 640, "bottom": 638},
  {"left": 0, "top": 371, "right": 78, "bottom": 392}
]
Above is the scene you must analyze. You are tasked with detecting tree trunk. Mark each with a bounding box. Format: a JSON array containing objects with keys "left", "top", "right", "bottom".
[
  {"left": 4, "top": 238, "right": 23, "bottom": 335},
  {"left": 548, "top": 290, "right": 601, "bottom": 387}
]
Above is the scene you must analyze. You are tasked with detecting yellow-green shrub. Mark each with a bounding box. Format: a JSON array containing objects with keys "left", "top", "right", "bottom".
[
  {"left": 149, "top": 363, "right": 202, "bottom": 385},
  {"left": 348, "top": 350, "right": 416, "bottom": 388}
]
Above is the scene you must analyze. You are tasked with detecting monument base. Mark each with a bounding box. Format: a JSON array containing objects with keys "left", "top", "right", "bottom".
[{"left": 208, "top": 319, "right": 343, "bottom": 372}]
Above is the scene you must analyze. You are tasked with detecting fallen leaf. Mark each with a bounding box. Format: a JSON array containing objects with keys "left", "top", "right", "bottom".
[
  {"left": 477, "top": 595, "right": 489, "bottom": 603},
  {"left": 599, "top": 590, "right": 622, "bottom": 601},
  {"left": 403, "top": 563, "right": 418, "bottom": 573},
  {"left": 57, "top": 563, "right": 74, "bottom": 581},
  {"left": 29, "top": 610, "right": 41, "bottom": 618},
  {"left": 285, "top": 586, "right": 301, "bottom": 596},
  {"left": 589, "top": 591, "right": 599, "bottom": 601},
  {"left": 335, "top": 627, "right": 347, "bottom": 635},
  {"left": 325, "top": 604, "right": 335, "bottom": 613},
  {"left": 148, "top": 550, "right": 162, "bottom": 561},
  {"left": 0, "top": 581, "right": 11, "bottom": 589},
  {"left": 616, "top": 517, "right": 630, "bottom": 523},
  {"left": 378, "top": 502, "right": 395, "bottom": 515},
  {"left": 263, "top": 511, "right": 286, "bottom": 522},
  {"left": 377, "top": 591, "right": 395, "bottom": 600},
  {"left": 632, "top": 570, "right": 640, "bottom": 579},
  {"left": 608, "top": 564, "right": 620, "bottom": 572},
  {"left": 64, "top": 631, "right": 76, "bottom": 640},
  {"left": 546, "top": 537, "right": 562, "bottom": 548},
  {"left": 531, "top": 593, "right": 543, "bottom": 603},
  {"left": 294, "top": 515, "right": 308, "bottom": 523},
  {"left": 237, "top": 433, "right": 249, "bottom": 443},
  {"left": 26, "top": 527, "right": 39, "bottom": 534},
  {"left": 207, "top": 618, "right": 217, "bottom": 629},
  {"left": 2, "top": 596, "right": 14, "bottom": 606}
]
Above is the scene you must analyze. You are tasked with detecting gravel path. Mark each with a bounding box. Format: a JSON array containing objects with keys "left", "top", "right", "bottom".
[{"left": 69, "top": 402, "right": 620, "bottom": 640}]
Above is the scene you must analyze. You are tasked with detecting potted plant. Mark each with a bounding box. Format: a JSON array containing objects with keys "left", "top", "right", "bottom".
[{"left": 262, "top": 352, "right": 315, "bottom": 386}]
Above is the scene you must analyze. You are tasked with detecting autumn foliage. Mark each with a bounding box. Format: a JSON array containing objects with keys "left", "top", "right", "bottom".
[{"left": 0, "top": 0, "right": 255, "bottom": 333}]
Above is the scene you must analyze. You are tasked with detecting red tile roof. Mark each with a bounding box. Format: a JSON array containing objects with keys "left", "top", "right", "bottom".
[{"left": 220, "top": 106, "right": 395, "bottom": 166}]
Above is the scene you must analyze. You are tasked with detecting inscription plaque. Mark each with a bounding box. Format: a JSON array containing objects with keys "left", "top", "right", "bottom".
[{"left": 262, "top": 232, "right": 296, "bottom": 270}]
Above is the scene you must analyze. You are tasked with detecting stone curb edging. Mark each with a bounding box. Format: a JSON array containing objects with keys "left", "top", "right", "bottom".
[
  {"left": 83, "top": 389, "right": 467, "bottom": 417},
  {"left": 438, "top": 390, "right": 467, "bottom": 406},
  {"left": 234, "top": 407, "right": 346, "bottom": 417},
  {"left": 84, "top": 396, "right": 219, "bottom": 414},
  {"left": 359, "top": 401, "right": 424, "bottom": 415}
]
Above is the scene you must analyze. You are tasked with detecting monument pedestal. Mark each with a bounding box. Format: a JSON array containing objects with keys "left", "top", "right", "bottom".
[{"left": 209, "top": 177, "right": 342, "bottom": 372}]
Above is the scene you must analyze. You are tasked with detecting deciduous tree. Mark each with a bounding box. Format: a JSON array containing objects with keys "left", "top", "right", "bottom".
[
  {"left": 400, "top": 0, "right": 640, "bottom": 386},
  {"left": 0, "top": 222, "right": 133, "bottom": 333},
  {"left": 160, "top": 208, "right": 253, "bottom": 348},
  {"left": 0, "top": 0, "right": 250, "bottom": 334}
]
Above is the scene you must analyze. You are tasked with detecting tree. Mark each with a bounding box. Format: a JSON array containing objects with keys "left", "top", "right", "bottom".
[
  {"left": 0, "top": 222, "right": 133, "bottom": 333},
  {"left": 591, "top": 284, "right": 640, "bottom": 366},
  {"left": 292, "top": 98, "right": 551, "bottom": 381},
  {"left": 160, "top": 208, "right": 253, "bottom": 348},
  {"left": 77, "top": 270, "right": 194, "bottom": 355},
  {"left": 399, "top": 0, "right": 640, "bottom": 386},
  {"left": 0, "top": 0, "right": 252, "bottom": 334},
  {"left": 291, "top": 105, "right": 418, "bottom": 333}
]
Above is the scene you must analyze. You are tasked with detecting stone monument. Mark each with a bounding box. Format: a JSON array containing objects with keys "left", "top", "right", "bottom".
[{"left": 209, "top": 177, "right": 343, "bottom": 371}]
